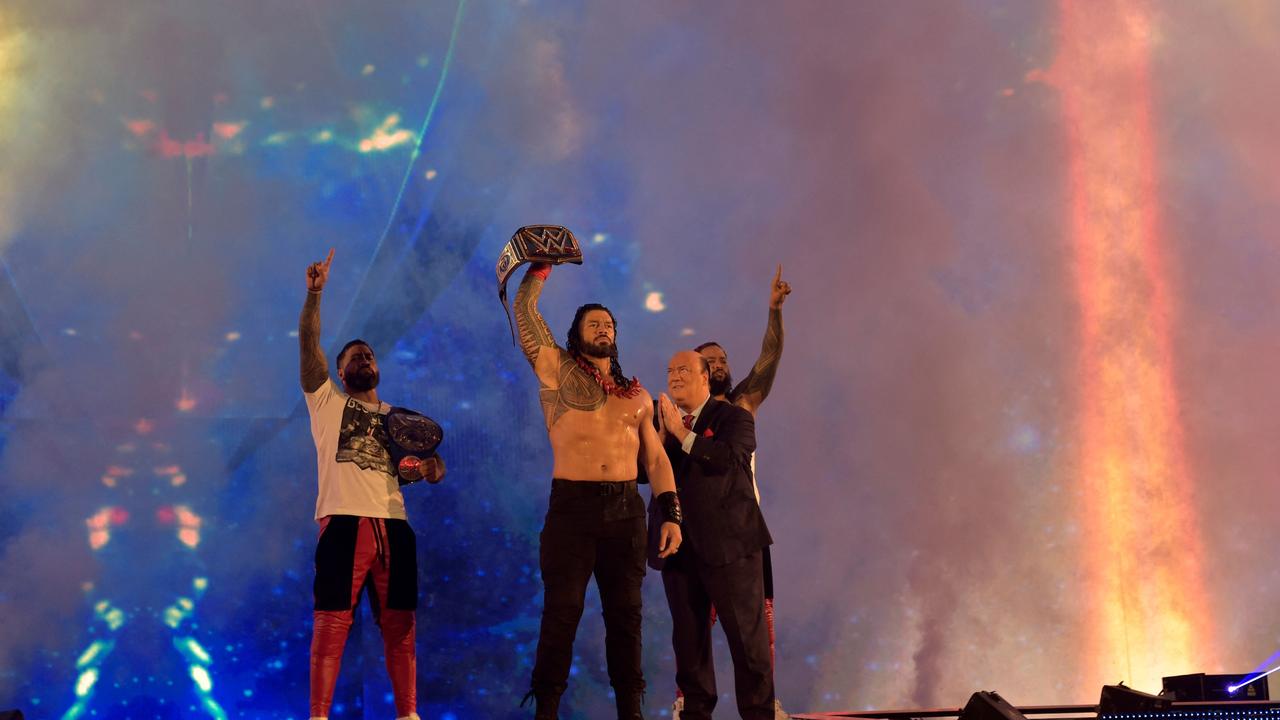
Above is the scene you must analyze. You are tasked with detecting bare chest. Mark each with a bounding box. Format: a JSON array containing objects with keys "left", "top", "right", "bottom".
[{"left": 540, "top": 359, "right": 645, "bottom": 431}]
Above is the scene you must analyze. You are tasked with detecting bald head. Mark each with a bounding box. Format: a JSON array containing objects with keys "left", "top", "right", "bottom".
[{"left": 667, "top": 349, "right": 711, "bottom": 412}]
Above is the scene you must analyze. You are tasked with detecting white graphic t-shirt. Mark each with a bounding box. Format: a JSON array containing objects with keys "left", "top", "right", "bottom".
[{"left": 305, "top": 379, "right": 407, "bottom": 521}]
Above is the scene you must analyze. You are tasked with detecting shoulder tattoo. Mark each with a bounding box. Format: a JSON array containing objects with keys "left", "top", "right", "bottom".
[{"left": 539, "top": 355, "right": 606, "bottom": 427}]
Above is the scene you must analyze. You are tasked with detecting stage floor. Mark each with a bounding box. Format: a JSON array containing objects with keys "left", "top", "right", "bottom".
[
  {"left": 791, "top": 704, "right": 1097, "bottom": 720},
  {"left": 793, "top": 700, "right": 1280, "bottom": 720}
]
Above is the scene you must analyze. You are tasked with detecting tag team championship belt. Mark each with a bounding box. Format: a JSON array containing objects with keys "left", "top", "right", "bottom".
[
  {"left": 496, "top": 225, "right": 583, "bottom": 343},
  {"left": 385, "top": 407, "right": 444, "bottom": 486}
]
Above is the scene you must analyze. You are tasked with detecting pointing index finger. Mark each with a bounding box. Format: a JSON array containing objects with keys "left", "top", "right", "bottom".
[
  {"left": 773, "top": 264, "right": 783, "bottom": 285},
  {"left": 323, "top": 247, "right": 335, "bottom": 269}
]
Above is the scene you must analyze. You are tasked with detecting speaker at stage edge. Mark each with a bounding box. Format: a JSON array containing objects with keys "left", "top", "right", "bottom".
[
  {"left": 959, "top": 691, "right": 1027, "bottom": 720},
  {"left": 1099, "top": 684, "right": 1172, "bottom": 715}
]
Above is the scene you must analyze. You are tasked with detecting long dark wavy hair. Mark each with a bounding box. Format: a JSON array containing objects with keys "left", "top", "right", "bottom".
[{"left": 566, "top": 303, "right": 632, "bottom": 389}]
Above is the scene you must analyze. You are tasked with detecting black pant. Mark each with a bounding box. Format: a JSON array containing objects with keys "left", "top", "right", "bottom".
[
  {"left": 530, "top": 479, "right": 648, "bottom": 701},
  {"left": 662, "top": 549, "right": 774, "bottom": 720}
]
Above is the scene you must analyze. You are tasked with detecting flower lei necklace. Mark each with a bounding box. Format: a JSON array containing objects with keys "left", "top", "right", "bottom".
[{"left": 573, "top": 353, "right": 644, "bottom": 399}]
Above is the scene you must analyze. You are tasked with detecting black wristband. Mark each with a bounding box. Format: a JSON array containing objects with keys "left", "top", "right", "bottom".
[{"left": 657, "top": 491, "right": 682, "bottom": 525}]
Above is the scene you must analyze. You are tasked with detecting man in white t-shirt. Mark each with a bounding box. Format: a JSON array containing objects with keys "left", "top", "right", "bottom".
[{"left": 300, "top": 249, "right": 443, "bottom": 720}]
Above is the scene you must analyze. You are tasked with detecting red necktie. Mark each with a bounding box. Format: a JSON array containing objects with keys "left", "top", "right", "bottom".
[{"left": 682, "top": 414, "right": 694, "bottom": 430}]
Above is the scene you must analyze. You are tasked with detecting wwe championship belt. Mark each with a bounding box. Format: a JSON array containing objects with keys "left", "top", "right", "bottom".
[
  {"left": 385, "top": 407, "right": 444, "bottom": 486},
  {"left": 496, "top": 225, "right": 583, "bottom": 343}
]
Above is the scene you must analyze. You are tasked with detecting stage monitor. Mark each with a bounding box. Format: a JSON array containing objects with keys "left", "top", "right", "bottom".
[
  {"left": 1099, "top": 684, "right": 1173, "bottom": 715},
  {"left": 1163, "top": 673, "right": 1269, "bottom": 701},
  {"left": 959, "top": 691, "right": 1027, "bottom": 720}
]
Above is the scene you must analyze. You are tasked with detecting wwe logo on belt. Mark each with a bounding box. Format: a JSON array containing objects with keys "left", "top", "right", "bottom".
[
  {"left": 517, "top": 225, "right": 580, "bottom": 256},
  {"left": 496, "top": 225, "right": 585, "bottom": 343}
]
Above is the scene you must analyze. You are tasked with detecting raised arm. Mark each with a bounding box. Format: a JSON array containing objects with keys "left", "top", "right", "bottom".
[
  {"left": 299, "top": 248, "right": 334, "bottom": 393},
  {"left": 732, "top": 264, "right": 791, "bottom": 414},
  {"left": 513, "top": 264, "right": 563, "bottom": 369}
]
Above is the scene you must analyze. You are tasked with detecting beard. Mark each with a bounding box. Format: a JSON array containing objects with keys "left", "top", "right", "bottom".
[
  {"left": 344, "top": 368, "right": 380, "bottom": 393},
  {"left": 709, "top": 370, "right": 733, "bottom": 397},
  {"left": 580, "top": 337, "right": 618, "bottom": 360}
]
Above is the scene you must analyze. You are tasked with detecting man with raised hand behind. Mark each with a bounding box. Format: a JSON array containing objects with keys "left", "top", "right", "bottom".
[
  {"left": 698, "top": 265, "right": 791, "bottom": 418},
  {"left": 300, "top": 248, "right": 442, "bottom": 720},
  {"left": 513, "top": 259, "right": 683, "bottom": 720}
]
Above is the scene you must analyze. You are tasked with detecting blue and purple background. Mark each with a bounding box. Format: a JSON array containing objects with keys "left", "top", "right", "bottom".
[{"left": 4, "top": 1, "right": 1280, "bottom": 718}]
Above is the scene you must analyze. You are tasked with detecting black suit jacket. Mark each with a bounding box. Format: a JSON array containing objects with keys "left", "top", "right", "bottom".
[{"left": 649, "top": 398, "right": 772, "bottom": 569}]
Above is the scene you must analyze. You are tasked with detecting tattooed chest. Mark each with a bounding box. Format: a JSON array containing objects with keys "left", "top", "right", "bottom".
[{"left": 539, "top": 360, "right": 606, "bottom": 427}]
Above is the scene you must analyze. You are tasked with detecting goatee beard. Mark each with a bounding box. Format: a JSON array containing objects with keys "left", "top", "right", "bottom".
[
  {"left": 709, "top": 373, "right": 733, "bottom": 397},
  {"left": 581, "top": 340, "right": 618, "bottom": 360},
  {"left": 345, "top": 369, "right": 380, "bottom": 393}
]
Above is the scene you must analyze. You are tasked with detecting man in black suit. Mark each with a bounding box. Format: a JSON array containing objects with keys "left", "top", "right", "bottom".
[{"left": 654, "top": 350, "right": 775, "bottom": 720}]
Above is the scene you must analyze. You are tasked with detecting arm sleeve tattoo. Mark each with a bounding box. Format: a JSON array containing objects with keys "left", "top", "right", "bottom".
[
  {"left": 513, "top": 271, "right": 602, "bottom": 428},
  {"left": 299, "top": 291, "right": 329, "bottom": 393},
  {"left": 513, "top": 272, "right": 562, "bottom": 368},
  {"left": 732, "top": 307, "right": 784, "bottom": 408}
]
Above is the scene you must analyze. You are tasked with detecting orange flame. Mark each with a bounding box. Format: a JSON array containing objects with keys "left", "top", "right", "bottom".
[{"left": 1047, "top": 0, "right": 1216, "bottom": 690}]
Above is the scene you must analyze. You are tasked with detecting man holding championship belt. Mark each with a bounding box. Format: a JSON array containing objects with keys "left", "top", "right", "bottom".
[
  {"left": 300, "top": 248, "right": 445, "bottom": 720},
  {"left": 500, "top": 226, "right": 684, "bottom": 720}
]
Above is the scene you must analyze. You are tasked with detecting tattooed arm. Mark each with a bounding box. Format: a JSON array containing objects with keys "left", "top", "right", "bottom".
[
  {"left": 300, "top": 249, "right": 334, "bottom": 393},
  {"left": 732, "top": 265, "right": 791, "bottom": 415},
  {"left": 513, "top": 264, "right": 564, "bottom": 369},
  {"left": 514, "top": 264, "right": 595, "bottom": 429}
]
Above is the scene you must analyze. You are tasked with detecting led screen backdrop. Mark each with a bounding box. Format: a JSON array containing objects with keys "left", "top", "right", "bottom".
[{"left": 4, "top": 1, "right": 1280, "bottom": 718}]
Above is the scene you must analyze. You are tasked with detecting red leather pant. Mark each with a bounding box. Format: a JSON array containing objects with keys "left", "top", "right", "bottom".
[{"left": 310, "top": 516, "right": 416, "bottom": 717}]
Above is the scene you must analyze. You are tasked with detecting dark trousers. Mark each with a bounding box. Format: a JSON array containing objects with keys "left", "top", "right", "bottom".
[
  {"left": 530, "top": 479, "right": 648, "bottom": 701},
  {"left": 662, "top": 549, "right": 774, "bottom": 720}
]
